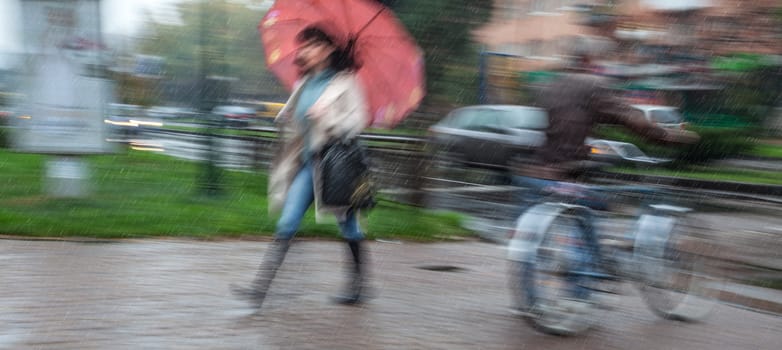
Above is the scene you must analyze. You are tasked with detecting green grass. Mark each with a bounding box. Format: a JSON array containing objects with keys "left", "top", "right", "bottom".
[
  {"left": 746, "top": 143, "right": 782, "bottom": 159},
  {"left": 608, "top": 165, "right": 782, "bottom": 185},
  {"left": 365, "top": 127, "right": 426, "bottom": 136},
  {"left": 0, "top": 149, "right": 469, "bottom": 240}
]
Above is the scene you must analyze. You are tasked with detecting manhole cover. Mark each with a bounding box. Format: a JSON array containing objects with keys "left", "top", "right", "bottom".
[{"left": 415, "top": 265, "right": 466, "bottom": 272}]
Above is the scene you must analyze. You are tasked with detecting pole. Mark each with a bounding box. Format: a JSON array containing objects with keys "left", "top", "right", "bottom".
[
  {"left": 198, "top": 0, "right": 222, "bottom": 196},
  {"left": 478, "top": 49, "right": 487, "bottom": 104}
]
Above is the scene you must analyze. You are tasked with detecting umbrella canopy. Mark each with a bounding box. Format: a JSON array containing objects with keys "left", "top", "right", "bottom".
[{"left": 259, "top": 0, "right": 425, "bottom": 128}]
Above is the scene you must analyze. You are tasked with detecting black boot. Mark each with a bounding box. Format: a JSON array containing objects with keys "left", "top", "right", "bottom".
[
  {"left": 231, "top": 239, "right": 290, "bottom": 308},
  {"left": 334, "top": 239, "right": 368, "bottom": 305}
]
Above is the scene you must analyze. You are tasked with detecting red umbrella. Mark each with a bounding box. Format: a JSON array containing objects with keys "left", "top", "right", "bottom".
[{"left": 259, "top": 0, "right": 425, "bottom": 128}]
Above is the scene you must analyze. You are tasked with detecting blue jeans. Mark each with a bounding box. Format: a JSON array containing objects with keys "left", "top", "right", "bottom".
[
  {"left": 275, "top": 160, "right": 364, "bottom": 241},
  {"left": 512, "top": 176, "right": 608, "bottom": 214}
]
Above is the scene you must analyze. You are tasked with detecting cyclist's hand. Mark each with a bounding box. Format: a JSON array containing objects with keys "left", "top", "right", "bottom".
[{"left": 662, "top": 129, "right": 700, "bottom": 144}]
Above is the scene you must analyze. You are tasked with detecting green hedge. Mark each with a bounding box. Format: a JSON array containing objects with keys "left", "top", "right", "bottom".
[
  {"left": 594, "top": 125, "right": 756, "bottom": 164},
  {"left": 0, "top": 126, "right": 8, "bottom": 148}
]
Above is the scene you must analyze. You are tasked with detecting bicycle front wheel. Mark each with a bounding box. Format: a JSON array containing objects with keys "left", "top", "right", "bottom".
[
  {"left": 635, "top": 215, "right": 722, "bottom": 321},
  {"left": 512, "top": 211, "right": 597, "bottom": 336}
]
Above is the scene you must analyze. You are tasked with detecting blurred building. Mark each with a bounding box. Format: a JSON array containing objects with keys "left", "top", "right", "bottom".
[
  {"left": 473, "top": 1, "right": 599, "bottom": 103},
  {"left": 615, "top": 0, "right": 782, "bottom": 61},
  {"left": 475, "top": 1, "right": 595, "bottom": 73},
  {"left": 474, "top": 0, "right": 781, "bottom": 106},
  {"left": 478, "top": 0, "right": 781, "bottom": 65}
]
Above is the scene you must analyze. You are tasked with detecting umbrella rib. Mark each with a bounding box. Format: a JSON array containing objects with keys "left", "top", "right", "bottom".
[{"left": 356, "top": 7, "right": 385, "bottom": 37}]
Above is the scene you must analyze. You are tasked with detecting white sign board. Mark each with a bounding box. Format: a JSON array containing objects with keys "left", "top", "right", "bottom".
[{"left": 12, "top": 0, "right": 112, "bottom": 154}]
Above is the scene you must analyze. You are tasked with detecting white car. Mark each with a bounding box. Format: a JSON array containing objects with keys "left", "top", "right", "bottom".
[
  {"left": 631, "top": 105, "right": 687, "bottom": 129},
  {"left": 586, "top": 138, "right": 671, "bottom": 166},
  {"left": 211, "top": 105, "right": 256, "bottom": 128},
  {"left": 427, "top": 105, "right": 548, "bottom": 169},
  {"left": 105, "top": 103, "right": 163, "bottom": 139},
  {"left": 146, "top": 106, "right": 195, "bottom": 119}
]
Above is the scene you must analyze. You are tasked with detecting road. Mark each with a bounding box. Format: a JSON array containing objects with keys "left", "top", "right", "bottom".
[{"left": 0, "top": 239, "right": 779, "bottom": 349}]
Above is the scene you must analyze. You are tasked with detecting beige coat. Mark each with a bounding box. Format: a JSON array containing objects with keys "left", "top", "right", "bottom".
[{"left": 268, "top": 71, "right": 369, "bottom": 222}]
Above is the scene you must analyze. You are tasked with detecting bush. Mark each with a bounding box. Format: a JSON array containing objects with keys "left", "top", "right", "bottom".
[
  {"left": 0, "top": 114, "right": 8, "bottom": 148},
  {"left": 0, "top": 127, "right": 7, "bottom": 148},
  {"left": 676, "top": 126, "right": 756, "bottom": 163},
  {"left": 594, "top": 125, "right": 757, "bottom": 164}
]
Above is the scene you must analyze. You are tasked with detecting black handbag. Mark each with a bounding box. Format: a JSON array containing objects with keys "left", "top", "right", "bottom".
[{"left": 319, "top": 138, "right": 375, "bottom": 209}]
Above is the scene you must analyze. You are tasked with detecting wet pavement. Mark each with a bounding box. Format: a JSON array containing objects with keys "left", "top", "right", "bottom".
[{"left": 1, "top": 238, "right": 780, "bottom": 349}]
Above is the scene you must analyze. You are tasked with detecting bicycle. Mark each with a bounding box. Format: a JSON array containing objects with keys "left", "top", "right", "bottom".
[{"left": 506, "top": 180, "right": 723, "bottom": 336}]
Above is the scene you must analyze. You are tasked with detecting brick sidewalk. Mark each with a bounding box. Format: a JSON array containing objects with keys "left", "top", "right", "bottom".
[{"left": 1, "top": 239, "right": 780, "bottom": 349}]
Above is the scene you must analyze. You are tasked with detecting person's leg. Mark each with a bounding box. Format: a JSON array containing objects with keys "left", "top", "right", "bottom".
[
  {"left": 334, "top": 209, "right": 368, "bottom": 304},
  {"left": 275, "top": 161, "right": 315, "bottom": 240},
  {"left": 232, "top": 162, "right": 315, "bottom": 308},
  {"left": 337, "top": 209, "right": 364, "bottom": 242}
]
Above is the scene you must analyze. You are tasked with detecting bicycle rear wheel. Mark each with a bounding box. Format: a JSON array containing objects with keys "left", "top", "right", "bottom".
[
  {"left": 635, "top": 215, "right": 721, "bottom": 321},
  {"left": 512, "top": 212, "right": 597, "bottom": 336}
]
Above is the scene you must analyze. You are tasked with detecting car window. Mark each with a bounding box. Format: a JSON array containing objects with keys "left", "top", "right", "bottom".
[
  {"left": 232, "top": 107, "right": 254, "bottom": 114},
  {"left": 497, "top": 109, "right": 548, "bottom": 129},
  {"left": 465, "top": 110, "right": 501, "bottom": 131},
  {"left": 616, "top": 143, "right": 646, "bottom": 158},
  {"left": 213, "top": 106, "right": 253, "bottom": 114},
  {"left": 444, "top": 109, "right": 483, "bottom": 129},
  {"left": 649, "top": 109, "right": 682, "bottom": 124},
  {"left": 446, "top": 107, "right": 547, "bottom": 131}
]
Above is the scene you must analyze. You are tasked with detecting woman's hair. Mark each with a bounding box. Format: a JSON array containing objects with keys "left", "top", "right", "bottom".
[{"left": 296, "top": 26, "right": 358, "bottom": 72}]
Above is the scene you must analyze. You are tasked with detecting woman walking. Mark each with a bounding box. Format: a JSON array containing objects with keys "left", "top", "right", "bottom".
[{"left": 231, "top": 25, "right": 371, "bottom": 309}]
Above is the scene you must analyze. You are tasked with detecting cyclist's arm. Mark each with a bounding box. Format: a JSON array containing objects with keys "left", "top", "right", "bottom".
[{"left": 590, "top": 85, "right": 698, "bottom": 145}]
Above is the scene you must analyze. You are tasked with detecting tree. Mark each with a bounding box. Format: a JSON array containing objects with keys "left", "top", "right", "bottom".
[
  {"left": 138, "top": 0, "right": 285, "bottom": 105},
  {"left": 392, "top": 1, "right": 493, "bottom": 108}
]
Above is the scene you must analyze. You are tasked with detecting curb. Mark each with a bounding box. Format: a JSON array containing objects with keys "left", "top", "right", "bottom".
[
  {"left": 594, "top": 171, "right": 782, "bottom": 197},
  {"left": 717, "top": 282, "right": 782, "bottom": 315}
]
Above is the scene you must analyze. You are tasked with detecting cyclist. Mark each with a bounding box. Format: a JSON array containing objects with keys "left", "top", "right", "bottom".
[{"left": 512, "top": 36, "right": 699, "bottom": 274}]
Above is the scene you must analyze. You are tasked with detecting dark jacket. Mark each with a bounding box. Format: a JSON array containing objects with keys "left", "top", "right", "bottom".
[{"left": 517, "top": 73, "right": 669, "bottom": 180}]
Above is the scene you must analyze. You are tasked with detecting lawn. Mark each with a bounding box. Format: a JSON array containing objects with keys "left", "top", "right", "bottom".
[
  {"left": 0, "top": 148, "right": 469, "bottom": 241},
  {"left": 748, "top": 142, "right": 782, "bottom": 159}
]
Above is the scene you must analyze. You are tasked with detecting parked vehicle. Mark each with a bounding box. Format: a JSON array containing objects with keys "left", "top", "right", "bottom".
[
  {"left": 427, "top": 105, "right": 548, "bottom": 170},
  {"left": 586, "top": 138, "right": 671, "bottom": 166},
  {"left": 105, "top": 103, "right": 162, "bottom": 139},
  {"left": 631, "top": 105, "right": 687, "bottom": 129},
  {"left": 256, "top": 101, "right": 285, "bottom": 122},
  {"left": 211, "top": 105, "right": 256, "bottom": 128},
  {"left": 146, "top": 106, "right": 196, "bottom": 119}
]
